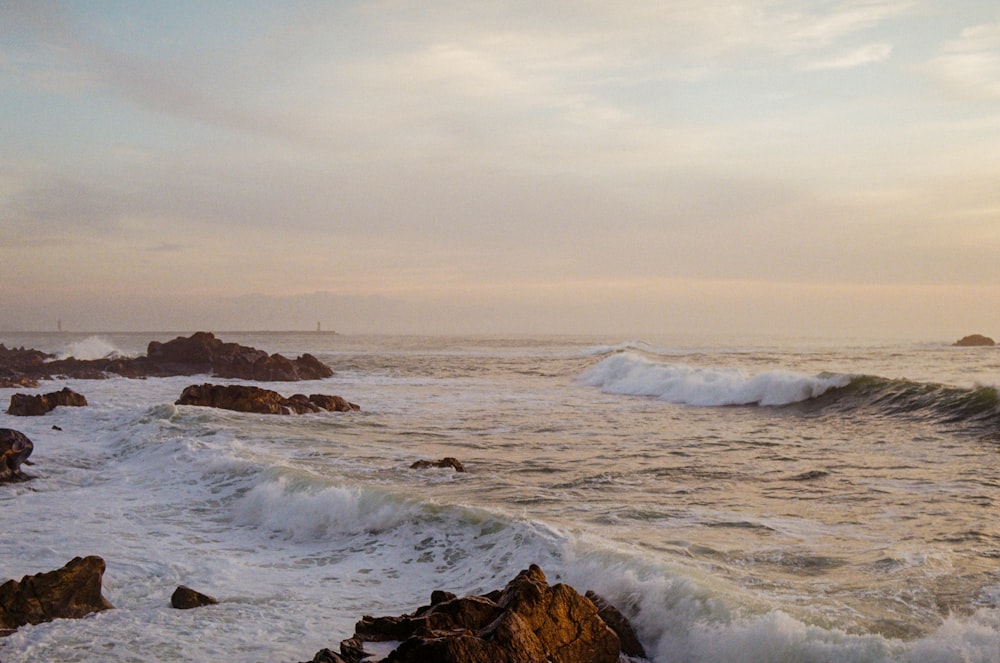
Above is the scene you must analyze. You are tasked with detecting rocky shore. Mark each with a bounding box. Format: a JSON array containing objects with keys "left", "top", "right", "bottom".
[{"left": 0, "top": 331, "right": 334, "bottom": 384}]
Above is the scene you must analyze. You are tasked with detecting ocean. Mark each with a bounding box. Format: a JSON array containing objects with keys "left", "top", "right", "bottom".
[{"left": 1, "top": 332, "right": 998, "bottom": 662}]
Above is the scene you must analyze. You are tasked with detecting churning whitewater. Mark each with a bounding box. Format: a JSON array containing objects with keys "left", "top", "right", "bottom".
[{"left": 1, "top": 332, "right": 998, "bottom": 662}]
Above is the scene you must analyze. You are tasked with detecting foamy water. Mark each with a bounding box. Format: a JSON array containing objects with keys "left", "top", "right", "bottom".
[{"left": 1, "top": 333, "right": 998, "bottom": 662}]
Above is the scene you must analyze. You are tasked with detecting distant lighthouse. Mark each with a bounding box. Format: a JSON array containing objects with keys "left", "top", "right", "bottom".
[
  {"left": 57, "top": 319, "right": 63, "bottom": 332},
  {"left": 316, "top": 321, "right": 321, "bottom": 333}
]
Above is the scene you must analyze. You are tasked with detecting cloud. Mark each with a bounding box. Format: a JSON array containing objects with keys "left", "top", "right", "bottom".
[
  {"left": 928, "top": 21, "right": 1000, "bottom": 99},
  {"left": 801, "top": 42, "right": 893, "bottom": 70}
]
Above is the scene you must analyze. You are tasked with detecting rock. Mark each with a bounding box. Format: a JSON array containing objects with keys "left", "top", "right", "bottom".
[
  {"left": 176, "top": 384, "right": 359, "bottom": 415},
  {"left": 0, "top": 332, "right": 334, "bottom": 382},
  {"left": 309, "top": 565, "right": 631, "bottom": 663},
  {"left": 0, "top": 556, "right": 114, "bottom": 632},
  {"left": 585, "top": 590, "right": 646, "bottom": 659},
  {"left": 953, "top": 334, "right": 995, "bottom": 347},
  {"left": 170, "top": 585, "right": 219, "bottom": 609},
  {"left": 7, "top": 387, "right": 88, "bottom": 416},
  {"left": 0, "top": 429, "right": 34, "bottom": 483},
  {"left": 410, "top": 457, "right": 466, "bottom": 472}
]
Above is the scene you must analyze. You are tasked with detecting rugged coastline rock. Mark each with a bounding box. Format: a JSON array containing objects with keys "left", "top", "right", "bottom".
[
  {"left": 7, "top": 387, "right": 88, "bottom": 416},
  {"left": 410, "top": 457, "right": 466, "bottom": 472},
  {"left": 0, "top": 556, "right": 114, "bottom": 634},
  {"left": 953, "top": 334, "right": 995, "bottom": 347},
  {"left": 0, "top": 429, "right": 34, "bottom": 483},
  {"left": 0, "top": 332, "right": 334, "bottom": 382},
  {"left": 300, "top": 565, "right": 643, "bottom": 663},
  {"left": 176, "top": 383, "right": 359, "bottom": 415},
  {"left": 171, "top": 585, "right": 219, "bottom": 610}
]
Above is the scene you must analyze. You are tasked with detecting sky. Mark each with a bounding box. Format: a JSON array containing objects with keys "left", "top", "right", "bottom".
[{"left": 2, "top": 0, "right": 999, "bottom": 338}]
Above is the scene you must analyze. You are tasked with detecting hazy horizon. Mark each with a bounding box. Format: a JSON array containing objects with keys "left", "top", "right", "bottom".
[{"left": 3, "top": 1, "right": 999, "bottom": 339}]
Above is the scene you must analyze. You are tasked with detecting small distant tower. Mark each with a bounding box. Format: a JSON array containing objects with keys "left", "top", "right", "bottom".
[
  {"left": 57, "top": 319, "right": 63, "bottom": 333},
  {"left": 316, "top": 321, "right": 321, "bottom": 333}
]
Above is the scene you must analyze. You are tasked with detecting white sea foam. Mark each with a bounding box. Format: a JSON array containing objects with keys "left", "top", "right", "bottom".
[
  {"left": 58, "top": 335, "right": 128, "bottom": 360},
  {"left": 579, "top": 351, "right": 850, "bottom": 406}
]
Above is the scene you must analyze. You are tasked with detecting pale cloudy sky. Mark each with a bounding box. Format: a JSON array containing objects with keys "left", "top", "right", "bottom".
[{"left": 2, "top": 0, "right": 999, "bottom": 337}]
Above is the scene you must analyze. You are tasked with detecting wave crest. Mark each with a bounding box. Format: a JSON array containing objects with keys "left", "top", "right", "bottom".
[{"left": 579, "top": 352, "right": 848, "bottom": 407}]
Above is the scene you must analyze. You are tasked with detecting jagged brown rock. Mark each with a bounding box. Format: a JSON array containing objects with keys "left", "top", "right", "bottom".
[
  {"left": 7, "top": 387, "right": 88, "bottom": 416},
  {"left": 302, "top": 565, "right": 639, "bottom": 663},
  {"left": 176, "top": 383, "right": 359, "bottom": 415},
  {"left": 0, "top": 429, "right": 34, "bottom": 483},
  {"left": 0, "top": 556, "right": 114, "bottom": 632}
]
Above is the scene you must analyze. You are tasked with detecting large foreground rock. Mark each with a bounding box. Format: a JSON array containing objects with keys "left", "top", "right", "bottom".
[
  {"left": 176, "top": 383, "right": 359, "bottom": 415},
  {"left": 953, "top": 334, "right": 995, "bottom": 347},
  {"left": 7, "top": 387, "right": 88, "bottom": 416},
  {"left": 0, "top": 429, "right": 33, "bottom": 483},
  {"left": 0, "top": 332, "right": 334, "bottom": 382},
  {"left": 0, "top": 556, "right": 114, "bottom": 633},
  {"left": 302, "top": 565, "right": 643, "bottom": 663}
]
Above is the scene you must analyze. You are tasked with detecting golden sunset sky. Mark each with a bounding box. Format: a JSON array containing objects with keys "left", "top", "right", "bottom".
[{"left": 2, "top": 1, "right": 999, "bottom": 337}]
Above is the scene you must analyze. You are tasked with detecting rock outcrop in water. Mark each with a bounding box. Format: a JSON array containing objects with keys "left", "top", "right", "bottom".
[
  {"left": 0, "top": 556, "right": 114, "bottom": 635},
  {"left": 0, "top": 332, "right": 334, "bottom": 382},
  {"left": 953, "top": 334, "right": 995, "bottom": 347},
  {"left": 176, "top": 383, "right": 359, "bottom": 415},
  {"left": 300, "top": 565, "right": 645, "bottom": 663},
  {"left": 410, "top": 457, "right": 466, "bottom": 472},
  {"left": 0, "top": 429, "right": 34, "bottom": 483},
  {"left": 171, "top": 585, "right": 219, "bottom": 610},
  {"left": 7, "top": 387, "right": 88, "bottom": 416}
]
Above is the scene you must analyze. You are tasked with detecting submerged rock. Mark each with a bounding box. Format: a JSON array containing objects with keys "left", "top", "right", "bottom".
[
  {"left": 7, "top": 387, "right": 88, "bottom": 416},
  {"left": 171, "top": 585, "right": 219, "bottom": 609},
  {"left": 0, "top": 429, "right": 34, "bottom": 483},
  {"left": 176, "top": 383, "right": 359, "bottom": 415},
  {"left": 301, "top": 564, "right": 643, "bottom": 663},
  {"left": 0, "top": 556, "right": 114, "bottom": 633},
  {"left": 953, "top": 334, "right": 995, "bottom": 347},
  {"left": 409, "top": 457, "right": 466, "bottom": 472}
]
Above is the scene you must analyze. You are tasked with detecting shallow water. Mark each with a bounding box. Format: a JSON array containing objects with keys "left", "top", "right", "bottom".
[{"left": 1, "top": 332, "right": 998, "bottom": 662}]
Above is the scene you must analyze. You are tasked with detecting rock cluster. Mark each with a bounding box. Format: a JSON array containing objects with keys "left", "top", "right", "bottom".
[
  {"left": 176, "top": 383, "right": 359, "bottom": 415},
  {"left": 301, "top": 565, "right": 646, "bottom": 663},
  {"left": 0, "top": 556, "right": 114, "bottom": 634},
  {"left": 0, "top": 429, "right": 34, "bottom": 483},
  {"left": 953, "top": 334, "right": 996, "bottom": 347},
  {"left": 0, "top": 332, "right": 334, "bottom": 382},
  {"left": 7, "top": 387, "right": 88, "bottom": 416}
]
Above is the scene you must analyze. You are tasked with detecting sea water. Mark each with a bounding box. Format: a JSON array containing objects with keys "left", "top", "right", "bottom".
[{"left": 1, "top": 332, "right": 998, "bottom": 662}]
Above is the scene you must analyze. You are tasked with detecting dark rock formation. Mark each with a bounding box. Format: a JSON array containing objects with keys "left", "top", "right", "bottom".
[
  {"left": 0, "top": 429, "right": 34, "bottom": 483},
  {"left": 170, "top": 585, "right": 219, "bottom": 609},
  {"left": 176, "top": 384, "right": 359, "bottom": 415},
  {"left": 0, "top": 344, "right": 48, "bottom": 388},
  {"left": 410, "top": 457, "right": 466, "bottom": 472},
  {"left": 953, "top": 334, "right": 995, "bottom": 347},
  {"left": 7, "top": 387, "right": 88, "bottom": 416},
  {"left": 0, "top": 556, "right": 114, "bottom": 633},
  {"left": 0, "top": 332, "right": 334, "bottom": 382},
  {"left": 585, "top": 590, "right": 647, "bottom": 659},
  {"left": 301, "top": 565, "right": 641, "bottom": 663}
]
